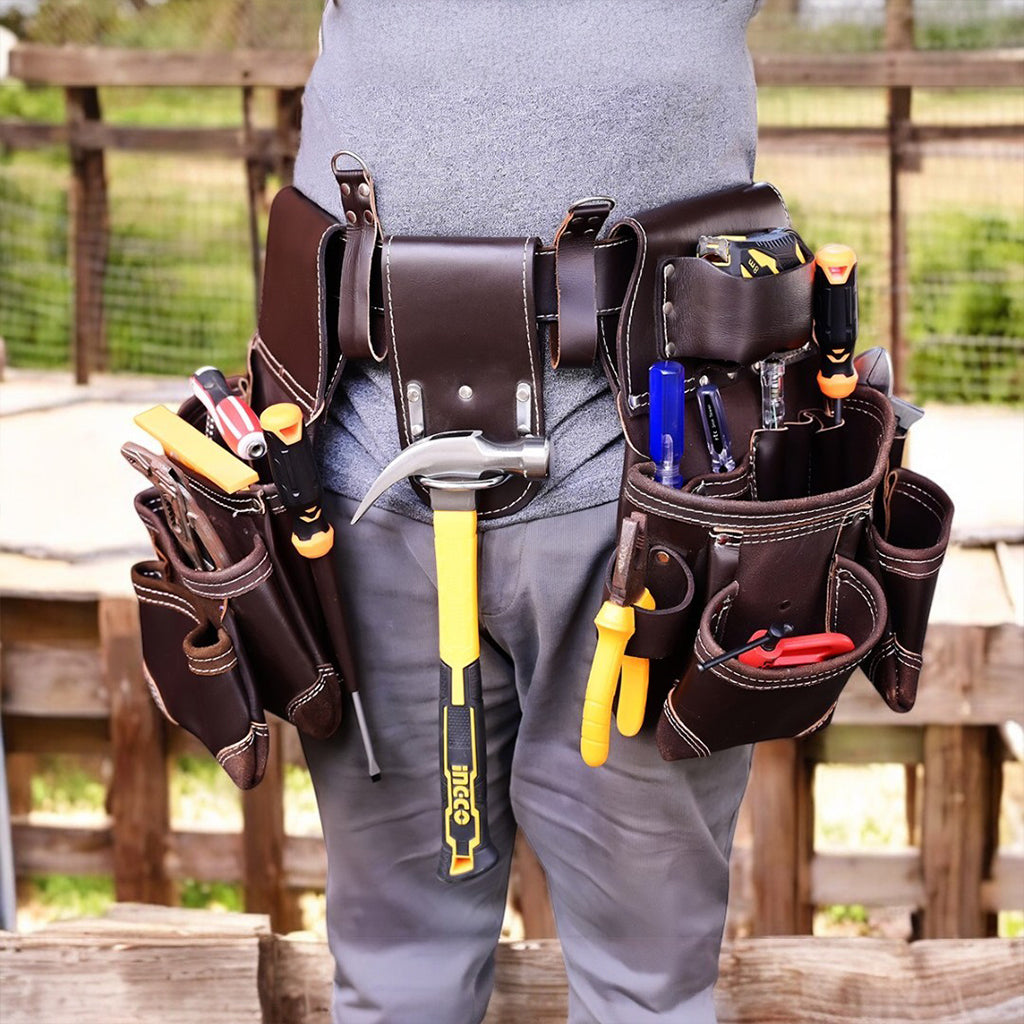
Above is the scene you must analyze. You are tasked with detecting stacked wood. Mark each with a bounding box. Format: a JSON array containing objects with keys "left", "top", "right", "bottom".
[{"left": 1, "top": 905, "right": 1022, "bottom": 1023}]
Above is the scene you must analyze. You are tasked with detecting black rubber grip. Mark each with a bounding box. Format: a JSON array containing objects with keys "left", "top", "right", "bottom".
[{"left": 437, "top": 659, "right": 499, "bottom": 882}]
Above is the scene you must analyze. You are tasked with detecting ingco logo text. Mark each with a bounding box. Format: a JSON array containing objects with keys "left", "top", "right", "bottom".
[{"left": 450, "top": 765, "right": 474, "bottom": 826}]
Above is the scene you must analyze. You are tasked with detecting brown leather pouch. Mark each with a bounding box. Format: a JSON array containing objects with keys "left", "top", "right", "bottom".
[{"left": 601, "top": 183, "right": 953, "bottom": 758}]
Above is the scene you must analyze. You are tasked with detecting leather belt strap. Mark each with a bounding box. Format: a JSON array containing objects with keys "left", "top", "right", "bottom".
[
  {"left": 334, "top": 151, "right": 387, "bottom": 363},
  {"left": 550, "top": 197, "right": 615, "bottom": 368}
]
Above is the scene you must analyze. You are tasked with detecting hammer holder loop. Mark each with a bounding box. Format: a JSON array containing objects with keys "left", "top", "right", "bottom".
[
  {"left": 381, "top": 235, "right": 547, "bottom": 520},
  {"left": 551, "top": 196, "right": 615, "bottom": 368},
  {"left": 333, "top": 151, "right": 387, "bottom": 363}
]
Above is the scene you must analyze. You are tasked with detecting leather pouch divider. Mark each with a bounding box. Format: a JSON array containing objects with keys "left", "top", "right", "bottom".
[
  {"left": 381, "top": 236, "right": 545, "bottom": 519},
  {"left": 131, "top": 495, "right": 269, "bottom": 790},
  {"left": 862, "top": 468, "right": 954, "bottom": 713},
  {"left": 134, "top": 486, "right": 343, "bottom": 741},
  {"left": 658, "top": 256, "right": 814, "bottom": 364},
  {"left": 657, "top": 556, "right": 888, "bottom": 759}
]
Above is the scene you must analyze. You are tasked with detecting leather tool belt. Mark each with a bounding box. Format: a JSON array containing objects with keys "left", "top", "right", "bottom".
[{"left": 126, "top": 158, "right": 953, "bottom": 787}]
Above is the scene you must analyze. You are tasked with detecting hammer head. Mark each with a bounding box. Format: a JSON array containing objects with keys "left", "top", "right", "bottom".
[{"left": 351, "top": 431, "right": 550, "bottom": 523}]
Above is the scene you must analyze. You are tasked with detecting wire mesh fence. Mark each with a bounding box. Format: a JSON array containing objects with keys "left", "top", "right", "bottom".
[{"left": 0, "top": 0, "right": 1021, "bottom": 402}]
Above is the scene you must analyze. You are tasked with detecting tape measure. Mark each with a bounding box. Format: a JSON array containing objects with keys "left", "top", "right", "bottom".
[{"left": 697, "top": 228, "right": 812, "bottom": 279}]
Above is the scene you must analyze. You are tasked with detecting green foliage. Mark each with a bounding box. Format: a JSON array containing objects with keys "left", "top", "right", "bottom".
[
  {"left": 180, "top": 880, "right": 244, "bottom": 912},
  {"left": 30, "top": 756, "right": 105, "bottom": 815},
  {"left": 917, "top": 15, "right": 1024, "bottom": 51},
  {"left": 909, "top": 211, "right": 1024, "bottom": 404},
  {"left": 28, "top": 875, "right": 115, "bottom": 920},
  {"left": 0, "top": 81, "right": 64, "bottom": 123}
]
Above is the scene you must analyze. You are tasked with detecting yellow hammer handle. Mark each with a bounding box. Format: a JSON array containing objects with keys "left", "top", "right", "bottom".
[
  {"left": 580, "top": 601, "right": 635, "bottom": 767},
  {"left": 616, "top": 589, "right": 656, "bottom": 738},
  {"left": 434, "top": 509, "right": 479, "bottom": 697}
]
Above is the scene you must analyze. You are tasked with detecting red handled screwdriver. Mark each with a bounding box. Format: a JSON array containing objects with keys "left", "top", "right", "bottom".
[
  {"left": 812, "top": 244, "right": 859, "bottom": 423},
  {"left": 190, "top": 366, "right": 267, "bottom": 461}
]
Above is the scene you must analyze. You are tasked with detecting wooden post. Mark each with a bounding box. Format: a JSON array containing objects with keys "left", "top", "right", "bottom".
[
  {"left": 920, "top": 725, "right": 999, "bottom": 938},
  {"left": 885, "top": 0, "right": 918, "bottom": 397},
  {"left": 102, "top": 597, "right": 173, "bottom": 906},
  {"left": 748, "top": 739, "right": 814, "bottom": 935},
  {"left": 510, "top": 834, "right": 556, "bottom": 939},
  {"left": 274, "top": 88, "right": 303, "bottom": 188},
  {"left": 65, "top": 87, "right": 109, "bottom": 385},
  {"left": 242, "top": 718, "right": 303, "bottom": 935}
]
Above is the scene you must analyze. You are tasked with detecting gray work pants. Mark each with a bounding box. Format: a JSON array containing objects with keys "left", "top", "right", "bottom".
[{"left": 303, "top": 495, "right": 752, "bottom": 1024}]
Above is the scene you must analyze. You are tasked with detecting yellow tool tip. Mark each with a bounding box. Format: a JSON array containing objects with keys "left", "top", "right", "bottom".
[
  {"left": 814, "top": 243, "right": 857, "bottom": 285},
  {"left": 260, "top": 403, "right": 305, "bottom": 444}
]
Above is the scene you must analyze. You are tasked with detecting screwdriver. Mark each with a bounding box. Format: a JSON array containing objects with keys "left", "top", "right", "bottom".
[
  {"left": 813, "top": 244, "right": 859, "bottom": 423},
  {"left": 259, "top": 403, "right": 381, "bottom": 782},
  {"left": 190, "top": 366, "right": 267, "bottom": 461},
  {"left": 649, "top": 361, "right": 685, "bottom": 487}
]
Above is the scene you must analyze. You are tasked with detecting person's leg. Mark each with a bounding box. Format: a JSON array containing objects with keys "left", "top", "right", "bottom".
[
  {"left": 486, "top": 501, "right": 751, "bottom": 1024},
  {"left": 303, "top": 495, "right": 521, "bottom": 1024}
]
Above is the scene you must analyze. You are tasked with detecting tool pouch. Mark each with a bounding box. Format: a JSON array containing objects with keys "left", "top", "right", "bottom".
[{"left": 601, "top": 184, "right": 954, "bottom": 759}]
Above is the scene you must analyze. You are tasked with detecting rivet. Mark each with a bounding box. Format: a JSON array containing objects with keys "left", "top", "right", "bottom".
[
  {"left": 407, "top": 386, "right": 420, "bottom": 403},
  {"left": 458, "top": 385, "right": 473, "bottom": 401},
  {"left": 363, "top": 209, "right": 374, "bottom": 224},
  {"left": 664, "top": 263, "right": 675, "bottom": 278},
  {"left": 357, "top": 182, "right": 371, "bottom": 198},
  {"left": 665, "top": 342, "right": 677, "bottom": 357},
  {"left": 346, "top": 211, "right": 357, "bottom": 224},
  {"left": 584, "top": 227, "right": 596, "bottom": 236},
  {"left": 663, "top": 301, "right": 674, "bottom": 316},
  {"left": 655, "top": 551, "right": 670, "bottom": 565},
  {"left": 340, "top": 182, "right": 352, "bottom": 196},
  {"left": 516, "top": 383, "right": 531, "bottom": 402}
]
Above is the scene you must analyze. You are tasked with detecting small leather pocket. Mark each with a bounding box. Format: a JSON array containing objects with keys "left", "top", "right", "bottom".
[
  {"left": 862, "top": 468, "right": 954, "bottom": 712},
  {"left": 131, "top": 559, "right": 268, "bottom": 789},
  {"left": 658, "top": 256, "right": 814, "bottom": 364},
  {"left": 656, "top": 557, "right": 887, "bottom": 760}
]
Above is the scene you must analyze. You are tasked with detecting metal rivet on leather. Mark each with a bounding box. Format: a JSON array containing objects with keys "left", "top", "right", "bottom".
[
  {"left": 458, "top": 385, "right": 473, "bottom": 401},
  {"left": 665, "top": 342, "right": 677, "bottom": 357},
  {"left": 664, "top": 263, "right": 675, "bottom": 278},
  {"left": 363, "top": 210, "right": 374, "bottom": 224},
  {"left": 663, "top": 301, "right": 674, "bottom": 315},
  {"left": 358, "top": 182, "right": 370, "bottom": 198},
  {"left": 515, "top": 382, "right": 532, "bottom": 435},
  {"left": 346, "top": 211, "right": 357, "bottom": 224},
  {"left": 340, "top": 182, "right": 351, "bottom": 196},
  {"left": 407, "top": 382, "right": 425, "bottom": 439}
]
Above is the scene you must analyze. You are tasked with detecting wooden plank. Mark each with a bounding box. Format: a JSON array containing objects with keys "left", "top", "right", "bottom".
[
  {"left": 982, "top": 851, "right": 1024, "bottom": 914},
  {"left": 262, "top": 931, "right": 332, "bottom": 1024},
  {"left": 281, "top": 834, "right": 327, "bottom": 891},
  {"left": 753, "top": 49, "right": 1024, "bottom": 89},
  {"left": 834, "top": 624, "right": 1024, "bottom": 727},
  {"left": 3, "top": 715, "right": 109, "bottom": 755},
  {"left": 748, "top": 739, "right": 814, "bottom": 935},
  {"left": 12, "top": 819, "right": 112, "bottom": 876},
  {"left": 10, "top": 45, "right": 1023, "bottom": 91},
  {"left": 0, "top": 597, "right": 98, "bottom": 645},
  {"left": 717, "top": 936, "right": 1024, "bottom": 1023},
  {"left": 995, "top": 543, "right": 1024, "bottom": 626},
  {"left": 102, "top": 597, "right": 172, "bottom": 905},
  {"left": 2, "top": 646, "right": 106, "bottom": 717},
  {"left": 0, "top": 932, "right": 264, "bottom": 1023},
  {"left": 930, "top": 549, "right": 1014, "bottom": 627},
  {"left": 274, "top": 88, "right": 303, "bottom": 186},
  {"left": 811, "top": 849, "right": 924, "bottom": 908},
  {"left": 805, "top": 724, "right": 924, "bottom": 765},
  {"left": 10, "top": 45, "right": 316, "bottom": 88},
  {"left": 921, "top": 726, "right": 999, "bottom": 938}
]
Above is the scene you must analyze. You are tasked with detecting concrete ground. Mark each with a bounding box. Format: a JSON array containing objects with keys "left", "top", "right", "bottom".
[{"left": 0, "top": 368, "right": 1021, "bottom": 609}]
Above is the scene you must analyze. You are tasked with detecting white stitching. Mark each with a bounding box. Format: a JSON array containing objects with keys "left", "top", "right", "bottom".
[
  {"left": 662, "top": 695, "right": 712, "bottom": 757},
  {"left": 897, "top": 479, "right": 946, "bottom": 517},
  {"left": 189, "top": 657, "right": 239, "bottom": 676},
  {"left": 621, "top": 220, "right": 648, "bottom": 407},
  {"left": 287, "top": 664, "right": 334, "bottom": 717},
  {"left": 384, "top": 237, "right": 412, "bottom": 445},
  {"left": 521, "top": 237, "right": 541, "bottom": 432},
  {"left": 217, "top": 722, "right": 270, "bottom": 767},
  {"left": 134, "top": 585, "right": 200, "bottom": 624},
  {"left": 184, "top": 550, "right": 272, "bottom": 597},
  {"left": 876, "top": 549, "right": 946, "bottom": 567},
  {"left": 251, "top": 334, "right": 316, "bottom": 406},
  {"left": 693, "top": 634, "right": 861, "bottom": 690}
]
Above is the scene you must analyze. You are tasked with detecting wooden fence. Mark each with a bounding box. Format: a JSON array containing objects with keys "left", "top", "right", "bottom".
[
  {"left": 2, "top": 539, "right": 1021, "bottom": 939},
  {"left": 2, "top": 903, "right": 1022, "bottom": 1023},
  {"left": 2, "top": 29, "right": 1023, "bottom": 387}
]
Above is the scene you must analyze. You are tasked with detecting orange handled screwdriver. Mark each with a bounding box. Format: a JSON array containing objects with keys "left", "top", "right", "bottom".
[
  {"left": 260, "top": 403, "right": 381, "bottom": 781},
  {"left": 813, "top": 243, "right": 859, "bottom": 423}
]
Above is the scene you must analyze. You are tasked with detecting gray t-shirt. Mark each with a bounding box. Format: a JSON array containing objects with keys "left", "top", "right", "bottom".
[{"left": 295, "top": 0, "right": 762, "bottom": 525}]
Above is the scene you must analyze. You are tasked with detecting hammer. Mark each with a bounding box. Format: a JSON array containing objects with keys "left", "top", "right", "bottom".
[{"left": 352, "top": 431, "right": 549, "bottom": 882}]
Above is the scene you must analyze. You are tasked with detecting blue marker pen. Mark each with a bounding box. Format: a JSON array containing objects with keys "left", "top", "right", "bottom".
[{"left": 649, "top": 360, "right": 685, "bottom": 488}]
